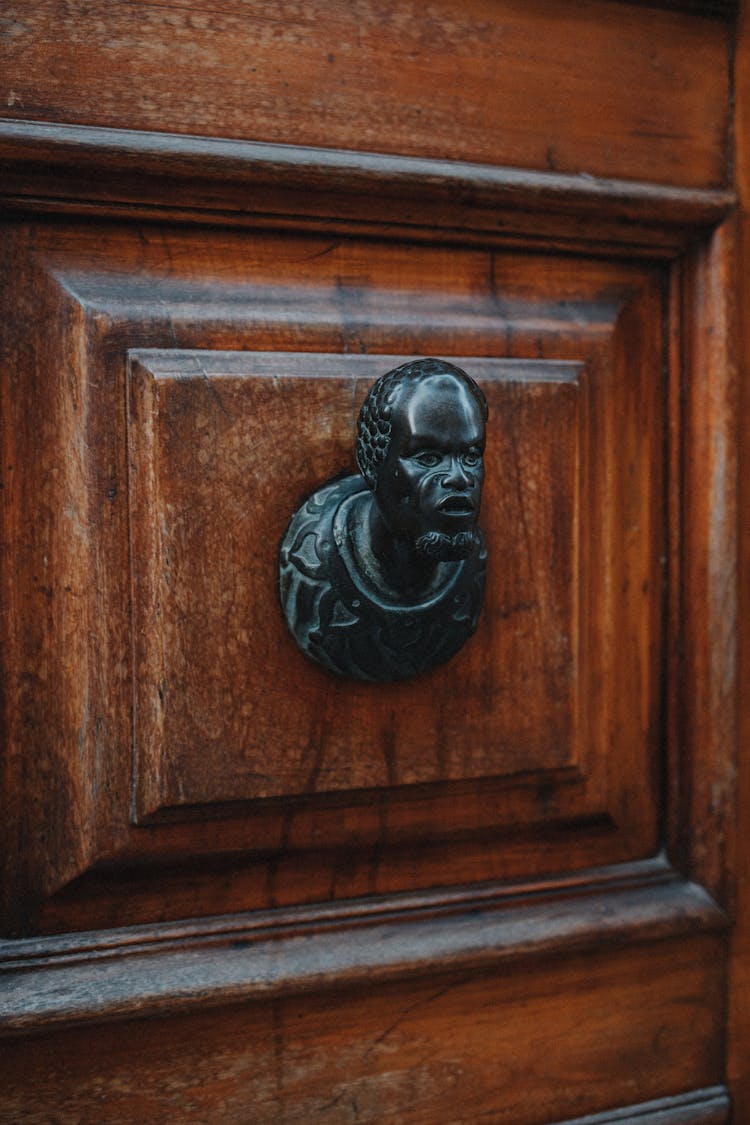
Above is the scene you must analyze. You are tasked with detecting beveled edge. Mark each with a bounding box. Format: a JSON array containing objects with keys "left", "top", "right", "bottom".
[
  {"left": 0, "top": 119, "right": 736, "bottom": 251},
  {"left": 0, "top": 857, "right": 726, "bottom": 1036},
  {"left": 547, "top": 1085, "right": 729, "bottom": 1124}
]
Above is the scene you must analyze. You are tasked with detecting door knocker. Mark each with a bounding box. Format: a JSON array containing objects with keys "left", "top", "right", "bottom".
[{"left": 279, "top": 358, "right": 488, "bottom": 682}]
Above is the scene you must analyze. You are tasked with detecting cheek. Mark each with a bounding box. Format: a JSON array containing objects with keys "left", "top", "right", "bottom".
[
  {"left": 394, "top": 463, "right": 428, "bottom": 495},
  {"left": 404, "top": 469, "right": 440, "bottom": 504}
]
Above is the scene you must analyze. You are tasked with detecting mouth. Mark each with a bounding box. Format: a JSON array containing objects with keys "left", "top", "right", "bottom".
[{"left": 437, "top": 495, "right": 475, "bottom": 515}]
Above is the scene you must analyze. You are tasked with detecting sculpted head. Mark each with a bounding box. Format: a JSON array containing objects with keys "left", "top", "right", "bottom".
[{"left": 356, "top": 358, "right": 488, "bottom": 560}]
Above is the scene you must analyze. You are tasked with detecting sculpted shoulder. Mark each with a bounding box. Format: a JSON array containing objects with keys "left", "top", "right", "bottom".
[{"left": 279, "top": 474, "right": 364, "bottom": 583}]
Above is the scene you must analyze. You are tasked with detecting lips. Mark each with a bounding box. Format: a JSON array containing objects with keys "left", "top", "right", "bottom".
[{"left": 437, "top": 494, "right": 475, "bottom": 514}]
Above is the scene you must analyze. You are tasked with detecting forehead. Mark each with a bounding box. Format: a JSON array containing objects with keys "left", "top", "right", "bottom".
[{"left": 393, "top": 375, "right": 484, "bottom": 448}]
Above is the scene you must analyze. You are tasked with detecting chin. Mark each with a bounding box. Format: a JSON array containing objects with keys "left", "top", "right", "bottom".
[{"left": 414, "top": 529, "right": 479, "bottom": 561}]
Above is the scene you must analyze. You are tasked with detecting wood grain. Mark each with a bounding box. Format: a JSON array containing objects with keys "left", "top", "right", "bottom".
[
  {"left": 128, "top": 352, "right": 580, "bottom": 810},
  {"left": 1, "top": 223, "right": 666, "bottom": 933},
  {"left": 0, "top": 121, "right": 735, "bottom": 253},
  {"left": 728, "top": 1, "right": 750, "bottom": 1119},
  {"left": 0, "top": 935, "right": 726, "bottom": 1123},
  {"left": 673, "top": 224, "right": 738, "bottom": 906},
  {"left": 0, "top": 0, "right": 731, "bottom": 188},
  {"left": 0, "top": 871, "right": 724, "bottom": 1034},
  {"left": 0, "top": 4, "right": 742, "bottom": 1119}
]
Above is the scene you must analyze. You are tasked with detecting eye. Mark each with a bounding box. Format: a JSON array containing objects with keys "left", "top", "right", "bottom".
[
  {"left": 462, "top": 449, "right": 482, "bottom": 467},
  {"left": 413, "top": 451, "right": 443, "bottom": 468}
]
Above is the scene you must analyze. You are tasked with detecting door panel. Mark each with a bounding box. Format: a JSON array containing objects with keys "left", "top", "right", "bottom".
[
  {"left": 128, "top": 351, "right": 582, "bottom": 806},
  {"left": 0, "top": 1, "right": 743, "bottom": 1121},
  {"left": 1, "top": 226, "right": 665, "bottom": 931}
]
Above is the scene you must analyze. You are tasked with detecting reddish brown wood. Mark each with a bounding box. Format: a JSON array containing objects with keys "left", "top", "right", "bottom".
[
  {"left": 0, "top": 869, "right": 723, "bottom": 1032},
  {"left": 728, "top": 1, "right": 750, "bottom": 1117},
  {"left": 128, "top": 352, "right": 579, "bottom": 809},
  {"left": 0, "top": 1, "right": 743, "bottom": 1120},
  {"left": 673, "top": 223, "right": 738, "bottom": 905},
  {"left": 0, "top": 237, "right": 124, "bottom": 935},
  {"left": 1, "top": 223, "right": 669, "bottom": 934},
  {"left": 0, "top": 936, "right": 727, "bottom": 1123},
  {"left": 0, "top": 1, "right": 732, "bottom": 188},
  {"left": 0, "top": 121, "right": 735, "bottom": 253}
]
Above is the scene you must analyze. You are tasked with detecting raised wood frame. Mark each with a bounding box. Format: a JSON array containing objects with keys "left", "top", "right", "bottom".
[
  {"left": 0, "top": 0, "right": 742, "bottom": 1115},
  {"left": 0, "top": 114, "right": 737, "bottom": 1061}
]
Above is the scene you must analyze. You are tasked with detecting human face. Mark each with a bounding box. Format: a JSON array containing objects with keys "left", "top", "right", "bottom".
[{"left": 373, "top": 374, "right": 485, "bottom": 547}]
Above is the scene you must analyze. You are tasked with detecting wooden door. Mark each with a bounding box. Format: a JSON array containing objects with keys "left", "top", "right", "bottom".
[{"left": 0, "top": 2, "right": 747, "bottom": 1121}]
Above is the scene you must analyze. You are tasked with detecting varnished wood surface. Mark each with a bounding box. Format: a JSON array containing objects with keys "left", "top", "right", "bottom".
[
  {"left": 728, "top": 1, "right": 750, "bottom": 1118},
  {"left": 1, "top": 223, "right": 666, "bottom": 933},
  {"left": 0, "top": 936, "right": 726, "bottom": 1123},
  {"left": 0, "top": 1, "right": 743, "bottom": 1119},
  {"left": 673, "top": 226, "right": 738, "bottom": 905},
  {"left": 0, "top": 869, "right": 723, "bottom": 1033},
  {"left": 129, "top": 352, "right": 579, "bottom": 809},
  {"left": 0, "top": 1, "right": 731, "bottom": 189},
  {"left": 0, "top": 120, "right": 735, "bottom": 253}
]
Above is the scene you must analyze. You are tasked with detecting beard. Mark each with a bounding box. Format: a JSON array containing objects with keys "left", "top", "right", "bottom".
[{"left": 414, "top": 528, "right": 479, "bottom": 561}]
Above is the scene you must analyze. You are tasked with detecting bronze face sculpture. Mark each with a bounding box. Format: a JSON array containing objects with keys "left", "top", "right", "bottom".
[{"left": 279, "top": 358, "right": 488, "bottom": 682}]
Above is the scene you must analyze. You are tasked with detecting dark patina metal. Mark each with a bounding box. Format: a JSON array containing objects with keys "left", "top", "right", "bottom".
[{"left": 279, "top": 358, "right": 488, "bottom": 682}]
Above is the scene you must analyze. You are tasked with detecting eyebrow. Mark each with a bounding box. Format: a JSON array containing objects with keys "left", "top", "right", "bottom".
[{"left": 405, "top": 433, "right": 484, "bottom": 451}]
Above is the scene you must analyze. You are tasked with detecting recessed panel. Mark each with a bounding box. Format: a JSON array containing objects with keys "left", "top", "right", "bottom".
[
  {"left": 128, "top": 352, "right": 580, "bottom": 817},
  {"left": 3, "top": 221, "right": 668, "bottom": 930}
]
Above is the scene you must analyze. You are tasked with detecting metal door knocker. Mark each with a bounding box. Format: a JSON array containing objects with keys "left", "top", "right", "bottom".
[{"left": 279, "top": 358, "right": 488, "bottom": 682}]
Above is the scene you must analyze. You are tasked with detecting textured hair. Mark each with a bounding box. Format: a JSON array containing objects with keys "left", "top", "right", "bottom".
[{"left": 355, "top": 358, "right": 488, "bottom": 488}]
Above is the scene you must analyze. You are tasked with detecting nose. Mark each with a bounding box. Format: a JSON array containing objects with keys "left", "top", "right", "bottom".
[{"left": 442, "top": 456, "right": 472, "bottom": 489}]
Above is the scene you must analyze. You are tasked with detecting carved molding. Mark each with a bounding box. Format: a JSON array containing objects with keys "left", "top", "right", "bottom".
[
  {"left": 548, "top": 1086, "right": 729, "bottom": 1125},
  {"left": 0, "top": 120, "right": 734, "bottom": 253},
  {"left": 0, "top": 226, "right": 674, "bottom": 931},
  {"left": 0, "top": 211, "right": 737, "bottom": 935},
  {"left": 0, "top": 863, "right": 726, "bottom": 1033}
]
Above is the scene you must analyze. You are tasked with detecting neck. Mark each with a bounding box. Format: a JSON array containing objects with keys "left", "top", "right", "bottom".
[{"left": 366, "top": 498, "right": 439, "bottom": 598}]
